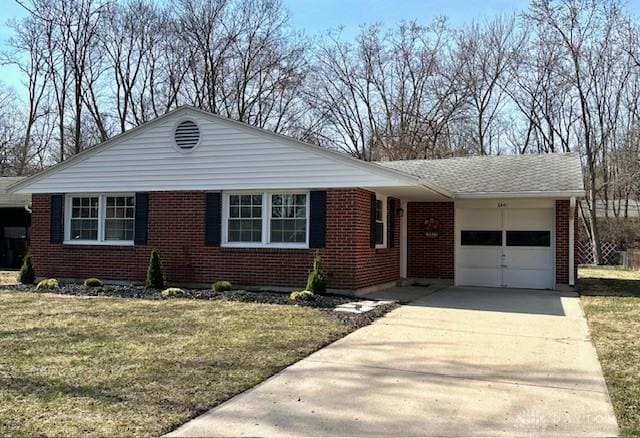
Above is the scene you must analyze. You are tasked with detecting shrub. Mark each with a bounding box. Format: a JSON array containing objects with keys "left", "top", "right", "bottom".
[
  {"left": 36, "top": 278, "right": 59, "bottom": 291},
  {"left": 145, "top": 250, "right": 165, "bottom": 289},
  {"left": 290, "top": 290, "right": 314, "bottom": 302},
  {"left": 161, "top": 288, "right": 187, "bottom": 298},
  {"left": 305, "top": 254, "right": 326, "bottom": 294},
  {"left": 212, "top": 280, "right": 232, "bottom": 292},
  {"left": 17, "top": 255, "right": 36, "bottom": 284},
  {"left": 84, "top": 278, "right": 103, "bottom": 288}
]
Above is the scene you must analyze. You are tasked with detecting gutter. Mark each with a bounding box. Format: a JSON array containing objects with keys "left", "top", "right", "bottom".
[
  {"left": 417, "top": 179, "right": 454, "bottom": 199},
  {"left": 453, "top": 190, "right": 586, "bottom": 199}
]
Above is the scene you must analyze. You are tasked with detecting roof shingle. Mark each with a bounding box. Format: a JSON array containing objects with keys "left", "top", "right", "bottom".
[
  {"left": 376, "top": 153, "right": 584, "bottom": 195},
  {"left": 0, "top": 177, "right": 30, "bottom": 208}
]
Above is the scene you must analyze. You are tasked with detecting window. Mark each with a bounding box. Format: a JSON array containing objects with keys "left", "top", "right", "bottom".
[
  {"left": 271, "top": 194, "right": 307, "bottom": 243},
  {"left": 461, "top": 230, "right": 502, "bottom": 246},
  {"left": 228, "top": 194, "right": 262, "bottom": 242},
  {"left": 506, "top": 230, "right": 551, "bottom": 247},
  {"left": 105, "top": 196, "right": 135, "bottom": 241},
  {"left": 3, "top": 227, "right": 28, "bottom": 239},
  {"left": 66, "top": 195, "right": 135, "bottom": 244},
  {"left": 70, "top": 197, "right": 99, "bottom": 241},
  {"left": 375, "top": 199, "right": 385, "bottom": 246},
  {"left": 223, "top": 192, "right": 308, "bottom": 247}
]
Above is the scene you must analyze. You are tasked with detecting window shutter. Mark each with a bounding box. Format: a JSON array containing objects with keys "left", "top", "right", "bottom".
[
  {"left": 309, "top": 191, "right": 327, "bottom": 248},
  {"left": 50, "top": 194, "right": 64, "bottom": 244},
  {"left": 205, "top": 192, "right": 222, "bottom": 246},
  {"left": 134, "top": 193, "right": 149, "bottom": 245},
  {"left": 370, "top": 192, "right": 376, "bottom": 248},
  {"left": 388, "top": 198, "right": 396, "bottom": 248}
]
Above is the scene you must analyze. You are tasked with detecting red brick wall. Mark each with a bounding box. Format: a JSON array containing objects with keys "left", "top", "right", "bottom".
[
  {"left": 407, "top": 202, "right": 455, "bottom": 279},
  {"left": 555, "top": 199, "right": 576, "bottom": 284},
  {"left": 29, "top": 189, "right": 399, "bottom": 290}
]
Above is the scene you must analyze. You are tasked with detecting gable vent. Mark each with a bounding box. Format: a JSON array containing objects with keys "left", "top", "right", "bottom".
[{"left": 174, "top": 120, "right": 200, "bottom": 150}]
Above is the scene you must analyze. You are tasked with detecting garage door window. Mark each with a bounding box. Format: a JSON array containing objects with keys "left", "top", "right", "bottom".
[
  {"left": 461, "top": 230, "right": 502, "bottom": 246},
  {"left": 506, "top": 230, "right": 550, "bottom": 247}
]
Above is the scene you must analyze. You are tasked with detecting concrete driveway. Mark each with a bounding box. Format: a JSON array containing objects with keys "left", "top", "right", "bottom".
[{"left": 168, "top": 286, "right": 618, "bottom": 437}]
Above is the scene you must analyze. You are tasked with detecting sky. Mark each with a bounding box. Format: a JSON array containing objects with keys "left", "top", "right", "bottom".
[{"left": 1, "top": 0, "right": 639, "bottom": 95}]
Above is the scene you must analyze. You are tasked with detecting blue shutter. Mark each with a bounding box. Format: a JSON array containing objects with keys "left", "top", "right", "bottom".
[
  {"left": 50, "top": 194, "right": 64, "bottom": 244},
  {"left": 134, "top": 193, "right": 149, "bottom": 245},
  {"left": 388, "top": 198, "right": 396, "bottom": 248},
  {"left": 309, "top": 191, "right": 327, "bottom": 248},
  {"left": 370, "top": 193, "right": 376, "bottom": 248},
  {"left": 205, "top": 192, "right": 222, "bottom": 246}
]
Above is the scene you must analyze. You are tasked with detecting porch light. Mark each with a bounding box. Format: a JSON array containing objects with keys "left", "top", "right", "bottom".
[{"left": 396, "top": 207, "right": 404, "bottom": 217}]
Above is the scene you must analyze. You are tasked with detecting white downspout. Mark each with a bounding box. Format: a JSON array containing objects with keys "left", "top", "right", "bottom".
[
  {"left": 400, "top": 200, "right": 408, "bottom": 279},
  {"left": 569, "top": 197, "right": 576, "bottom": 286}
]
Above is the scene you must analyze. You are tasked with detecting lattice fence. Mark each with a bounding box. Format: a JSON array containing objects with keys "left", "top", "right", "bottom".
[{"left": 576, "top": 241, "right": 621, "bottom": 265}]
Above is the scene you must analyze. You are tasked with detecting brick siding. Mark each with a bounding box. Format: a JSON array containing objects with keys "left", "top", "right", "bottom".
[
  {"left": 30, "top": 189, "right": 399, "bottom": 290},
  {"left": 555, "top": 199, "right": 576, "bottom": 284},
  {"left": 407, "top": 202, "right": 455, "bottom": 279}
]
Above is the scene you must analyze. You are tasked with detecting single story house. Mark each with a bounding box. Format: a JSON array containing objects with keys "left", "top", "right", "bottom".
[
  {"left": 0, "top": 177, "right": 31, "bottom": 269},
  {"left": 8, "top": 106, "right": 584, "bottom": 292}
]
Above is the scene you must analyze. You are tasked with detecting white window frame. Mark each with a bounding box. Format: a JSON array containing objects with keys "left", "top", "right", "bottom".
[
  {"left": 222, "top": 190, "right": 310, "bottom": 249},
  {"left": 375, "top": 193, "right": 387, "bottom": 249},
  {"left": 64, "top": 193, "right": 135, "bottom": 246}
]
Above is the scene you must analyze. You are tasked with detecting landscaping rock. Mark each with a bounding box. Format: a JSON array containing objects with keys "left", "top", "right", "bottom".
[{"left": 1, "top": 281, "right": 398, "bottom": 330}]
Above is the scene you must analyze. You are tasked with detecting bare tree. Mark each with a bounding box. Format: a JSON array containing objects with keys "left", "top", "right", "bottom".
[
  {"left": 456, "top": 16, "right": 524, "bottom": 155},
  {"left": 306, "top": 20, "right": 465, "bottom": 160},
  {"left": 4, "top": 16, "right": 51, "bottom": 175},
  {"left": 527, "top": 0, "right": 635, "bottom": 263}
]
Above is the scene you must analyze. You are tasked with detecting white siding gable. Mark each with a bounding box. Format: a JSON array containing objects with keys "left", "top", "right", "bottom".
[{"left": 15, "top": 108, "right": 416, "bottom": 194}]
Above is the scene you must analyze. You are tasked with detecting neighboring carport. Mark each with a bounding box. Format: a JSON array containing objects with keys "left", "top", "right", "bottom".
[
  {"left": 168, "top": 286, "right": 618, "bottom": 437},
  {"left": 0, "top": 177, "right": 31, "bottom": 269}
]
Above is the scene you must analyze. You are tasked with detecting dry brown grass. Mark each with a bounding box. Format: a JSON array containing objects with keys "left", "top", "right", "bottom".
[
  {"left": 580, "top": 266, "right": 640, "bottom": 437},
  {"left": 0, "top": 270, "right": 17, "bottom": 286},
  {"left": 0, "top": 290, "right": 347, "bottom": 436}
]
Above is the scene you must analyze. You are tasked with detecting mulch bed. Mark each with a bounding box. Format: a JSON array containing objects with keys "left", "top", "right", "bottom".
[{"left": 2, "top": 282, "right": 398, "bottom": 331}]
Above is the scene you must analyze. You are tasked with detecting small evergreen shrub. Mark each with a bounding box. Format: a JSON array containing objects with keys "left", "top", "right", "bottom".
[
  {"left": 212, "top": 280, "right": 232, "bottom": 292},
  {"left": 305, "top": 254, "right": 326, "bottom": 294},
  {"left": 290, "top": 290, "right": 314, "bottom": 302},
  {"left": 161, "top": 288, "right": 187, "bottom": 298},
  {"left": 36, "top": 278, "right": 59, "bottom": 291},
  {"left": 84, "top": 278, "right": 103, "bottom": 288},
  {"left": 17, "top": 255, "right": 36, "bottom": 284},
  {"left": 145, "top": 250, "right": 165, "bottom": 289}
]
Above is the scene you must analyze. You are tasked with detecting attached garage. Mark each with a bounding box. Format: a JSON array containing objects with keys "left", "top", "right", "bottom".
[
  {"left": 381, "top": 153, "right": 584, "bottom": 290},
  {"left": 455, "top": 200, "right": 555, "bottom": 289}
]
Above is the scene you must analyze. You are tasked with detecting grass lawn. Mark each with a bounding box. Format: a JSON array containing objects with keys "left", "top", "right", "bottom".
[
  {"left": 579, "top": 265, "right": 640, "bottom": 438},
  {"left": 0, "top": 288, "right": 348, "bottom": 436}
]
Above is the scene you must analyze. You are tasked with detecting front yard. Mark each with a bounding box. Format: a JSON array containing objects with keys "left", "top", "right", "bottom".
[
  {"left": 580, "top": 266, "right": 640, "bottom": 438},
  {"left": 0, "top": 278, "right": 351, "bottom": 436}
]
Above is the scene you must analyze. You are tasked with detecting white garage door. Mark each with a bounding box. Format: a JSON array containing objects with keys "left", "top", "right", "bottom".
[{"left": 456, "top": 207, "right": 554, "bottom": 289}]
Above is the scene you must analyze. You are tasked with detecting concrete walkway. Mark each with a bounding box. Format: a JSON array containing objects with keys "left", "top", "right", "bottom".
[{"left": 168, "top": 286, "right": 619, "bottom": 437}]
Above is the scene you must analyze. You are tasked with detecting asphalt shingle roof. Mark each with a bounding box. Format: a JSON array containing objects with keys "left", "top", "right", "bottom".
[
  {"left": 0, "top": 177, "right": 30, "bottom": 208},
  {"left": 376, "top": 152, "right": 584, "bottom": 195}
]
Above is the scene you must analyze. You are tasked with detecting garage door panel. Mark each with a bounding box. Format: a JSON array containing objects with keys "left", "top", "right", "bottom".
[
  {"left": 503, "top": 208, "right": 553, "bottom": 229},
  {"left": 458, "top": 247, "right": 503, "bottom": 269},
  {"left": 455, "top": 207, "right": 555, "bottom": 290},
  {"left": 457, "top": 268, "right": 502, "bottom": 288},
  {"left": 457, "top": 209, "right": 501, "bottom": 229},
  {"left": 503, "top": 269, "right": 553, "bottom": 290},
  {"left": 504, "top": 248, "right": 554, "bottom": 270}
]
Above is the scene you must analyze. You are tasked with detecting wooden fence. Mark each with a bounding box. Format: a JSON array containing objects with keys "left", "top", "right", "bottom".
[{"left": 621, "top": 249, "right": 640, "bottom": 271}]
